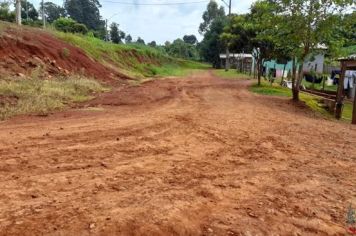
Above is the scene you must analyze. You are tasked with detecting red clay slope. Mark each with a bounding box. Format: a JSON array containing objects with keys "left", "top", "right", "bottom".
[{"left": 0, "top": 23, "right": 128, "bottom": 84}]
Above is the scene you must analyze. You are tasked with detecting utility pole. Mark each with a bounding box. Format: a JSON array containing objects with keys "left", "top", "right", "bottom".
[
  {"left": 15, "top": 0, "right": 21, "bottom": 25},
  {"left": 222, "top": 0, "right": 232, "bottom": 71},
  {"left": 105, "top": 19, "right": 108, "bottom": 41},
  {"left": 42, "top": 0, "right": 46, "bottom": 28}
]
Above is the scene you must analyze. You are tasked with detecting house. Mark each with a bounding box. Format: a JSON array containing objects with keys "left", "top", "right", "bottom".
[{"left": 219, "top": 53, "right": 255, "bottom": 74}]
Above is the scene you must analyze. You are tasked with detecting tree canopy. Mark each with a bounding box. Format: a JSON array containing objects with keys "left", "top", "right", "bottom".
[{"left": 64, "top": 0, "right": 104, "bottom": 31}]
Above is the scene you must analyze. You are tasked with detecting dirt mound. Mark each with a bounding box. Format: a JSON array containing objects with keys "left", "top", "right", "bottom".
[{"left": 0, "top": 24, "right": 128, "bottom": 83}]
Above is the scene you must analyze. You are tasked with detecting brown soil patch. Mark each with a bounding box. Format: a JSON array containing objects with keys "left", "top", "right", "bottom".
[{"left": 0, "top": 71, "right": 355, "bottom": 235}]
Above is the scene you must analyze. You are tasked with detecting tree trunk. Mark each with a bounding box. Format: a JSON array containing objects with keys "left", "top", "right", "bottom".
[
  {"left": 257, "top": 59, "right": 261, "bottom": 86},
  {"left": 15, "top": 0, "right": 21, "bottom": 25},
  {"left": 291, "top": 58, "right": 299, "bottom": 101},
  {"left": 335, "top": 64, "right": 346, "bottom": 119},
  {"left": 280, "top": 64, "right": 286, "bottom": 86}
]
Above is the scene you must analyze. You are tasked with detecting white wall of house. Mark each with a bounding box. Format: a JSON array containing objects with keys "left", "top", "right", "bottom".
[{"left": 303, "top": 54, "right": 324, "bottom": 74}]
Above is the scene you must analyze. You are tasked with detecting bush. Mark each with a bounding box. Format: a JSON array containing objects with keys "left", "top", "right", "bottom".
[
  {"left": 0, "top": 3, "right": 15, "bottom": 23},
  {"left": 53, "top": 17, "right": 88, "bottom": 34}
]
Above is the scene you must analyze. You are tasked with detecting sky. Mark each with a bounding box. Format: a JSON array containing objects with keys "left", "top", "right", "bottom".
[{"left": 28, "top": 0, "right": 256, "bottom": 44}]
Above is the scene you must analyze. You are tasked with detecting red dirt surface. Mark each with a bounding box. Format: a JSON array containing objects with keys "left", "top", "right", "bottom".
[
  {"left": 0, "top": 24, "right": 127, "bottom": 83},
  {"left": 0, "top": 71, "right": 355, "bottom": 235}
]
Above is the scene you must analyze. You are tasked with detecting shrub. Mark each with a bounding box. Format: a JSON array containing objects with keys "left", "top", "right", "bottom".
[{"left": 53, "top": 17, "right": 88, "bottom": 34}]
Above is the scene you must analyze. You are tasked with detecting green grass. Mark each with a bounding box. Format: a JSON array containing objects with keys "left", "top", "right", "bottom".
[
  {"left": 0, "top": 75, "right": 108, "bottom": 120},
  {"left": 250, "top": 80, "right": 353, "bottom": 122},
  {"left": 150, "top": 60, "right": 210, "bottom": 77},
  {"left": 301, "top": 80, "right": 338, "bottom": 92},
  {"left": 250, "top": 82, "right": 291, "bottom": 97},
  {"left": 214, "top": 69, "right": 253, "bottom": 80},
  {"left": 54, "top": 31, "right": 208, "bottom": 78}
]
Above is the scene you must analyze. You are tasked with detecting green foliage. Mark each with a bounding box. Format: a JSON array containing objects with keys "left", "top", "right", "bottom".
[
  {"left": 200, "top": 17, "right": 227, "bottom": 68},
  {"left": 64, "top": 0, "right": 104, "bottom": 31},
  {"left": 250, "top": 82, "right": 291, "bottom": 97},
  {"left": 21, "top": 0, "right": 38, "bottom": 21},
  {"left": 183, "top": 35, "right": 198, "bottom": 45},
  {"left": 110, "top": 22, "right": 120, "bottom": 43},
  {"left": 214, "top": 69, "right": 252, "bottom": 80},
  {"left": 199, "top": 1, "right": 227, "bottom": 68},
  {"left": 250, "top": 81, "right": 352, "bottom": 121},
  {"left": 0, "top": 76, "right": 108, "bottom": 120},
  {"left": 136, "top": 37, "right": 145, "bottom": 45},
  {"left": 41, "top": 2, "right": 66, "bottom": 23},
  {"left": 61, "top": 47, "right": 70, "bottom": 59},
  {"left": 165, "top": 38, "right": 199, "bottom": 60},
  {"left": 199, "top": 0, "right": 225, "bottom": 34},
  {"left": 0, "top": 2, "right": 15, "bottom": 23},
  {"left": 110, "top": 22, "right": 125, "bottom": 44},
  {"left": 125, "top": 34, "right": 132, "bottom": 44},
  {"left": 53, "top": 17, "right": 88, "bottom": 34},
  {"left": 54, "top": 31, "right": 208, "bottom": 78},
  {"left": 148, "top": 41, "right": 157, "bottom": 47}
]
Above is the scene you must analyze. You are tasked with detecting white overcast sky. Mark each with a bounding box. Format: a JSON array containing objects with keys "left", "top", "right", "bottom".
[{"left": 28, "top": 0, "right": 255, "bottom": 44}]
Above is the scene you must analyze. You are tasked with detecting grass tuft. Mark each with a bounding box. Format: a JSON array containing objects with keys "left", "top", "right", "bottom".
[
  {"left": 214, "top": 69, "right": 253, "bottom": 80},
  {"left": 0, "top": 75, "right": 108, "bottom": 120}
]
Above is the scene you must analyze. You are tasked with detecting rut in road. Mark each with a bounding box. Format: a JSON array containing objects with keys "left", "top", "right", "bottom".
[{"left": 0, "top": 71, "right": 355, "bottom": 235}]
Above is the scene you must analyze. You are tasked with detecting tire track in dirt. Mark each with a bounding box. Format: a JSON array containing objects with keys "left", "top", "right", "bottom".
[{"left": 0, "top": 71, "right": 355, "bottom": 235}]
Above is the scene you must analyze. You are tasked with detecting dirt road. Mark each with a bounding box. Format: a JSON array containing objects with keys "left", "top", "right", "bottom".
[{"left": 0, "top": 71, "right": 355, "bottom": 235}]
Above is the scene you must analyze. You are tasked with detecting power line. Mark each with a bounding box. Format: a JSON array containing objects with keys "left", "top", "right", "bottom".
[{"left": 101, "top": 0, "right": 209, "bottom": 5}]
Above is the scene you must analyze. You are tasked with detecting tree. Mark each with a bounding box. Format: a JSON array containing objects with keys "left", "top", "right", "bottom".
[
  {"left": 53, "top": 17, "right": 88, "bottom": 34},
  {"left": 148, "top": 41, "right": 157, "bottom": 47},
  {"left": 110, "top": 22, "right": 120, "bottom": 43},
  {"left": 246, "top": 1, "right": 279, "bottom": 85},
  {"left": 40, "top": 2, "right": 65, "bottom": 23},
  {"left": 0, "top": 2, "right": 15, "bottom": 22},
  {"left": 136, "top": 37, "right": 145, "bottom": 45},
  {"left": 125, "top": 34, "right": 132, "bottom": 44},
  {"left": 199, "top": 0, "right": 227, "bottom": 67},
  {"left": 200, "top": 17, "right": 227, "bottom": 67},
  {"left": 64, "top": 0, "right": 104, "bottom": 31},
  {"left": 199, "top": 0, "right": 225, "bottom": 34},
  {"left": 165, "top": 38, "right": 199, "bottom": 60},
  {"left": 21, "top": 0, "right": 38, "bottom": 21},
  {"left": 271, "top": 0, "right": 353, "bottom": 101},
  {"left": 183, "top": 35, "right": 198, "bottom": 45}
]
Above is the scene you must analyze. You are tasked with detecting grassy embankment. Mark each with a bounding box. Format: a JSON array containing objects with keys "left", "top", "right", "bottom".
[
  {"left": 0, "top": 75, "right": 108, "bottom": 120},
  {"left": 55, "top": 31, "right": 209, "bottom": 80},
  {"left": 250, "top": 81, "right": 353, "bottom": 122}
]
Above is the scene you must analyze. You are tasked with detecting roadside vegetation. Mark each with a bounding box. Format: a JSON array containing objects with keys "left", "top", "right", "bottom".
[
  {"left": 55, "top": 31, "right": 207, "bottom": 79},
  {"left": 213, "top": 69, "right": 252, "bottom": 80},
  {"left": 0, "top": 75, "right": 108, "bottom": 120},
  {"left": 250, "top": 81, "right": 352, "bottom": 122}
]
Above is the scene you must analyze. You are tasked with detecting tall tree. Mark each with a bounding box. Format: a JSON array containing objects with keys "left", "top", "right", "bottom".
[
  {"left": 21, "top": 0, "right": 38, "bottom": 21},
  {"left": 40, "top": 2, "right": 65, "bottom": 23},
  {"left": 183, "top": 35, "right": 198, "bottom": 45},
  {"left": 199, "top": 0, "right": 226, "bottom": 67},
  {"left": 200, "top": 17, "right": 227, "bottom": 67},
  {"left": 125, "top": 34, "right": 132, "bottom": 44},
  {"left": 148, "top": 41, "right": 157, "bottom": 47},
  {"left": 136, "top": 37, "right": 145, "bottom": 45},
  {"left": 0, "top": 2, "right": 15, "bottom": 22},
  {"left": 64, "top": 0, "right": 104, "bottom": 31},
  {"left": 110, "top": 22, "right": 120, "bottom": 43},
  {"left": 199, "top": 0, "right": 225, "bottom": 34}
]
